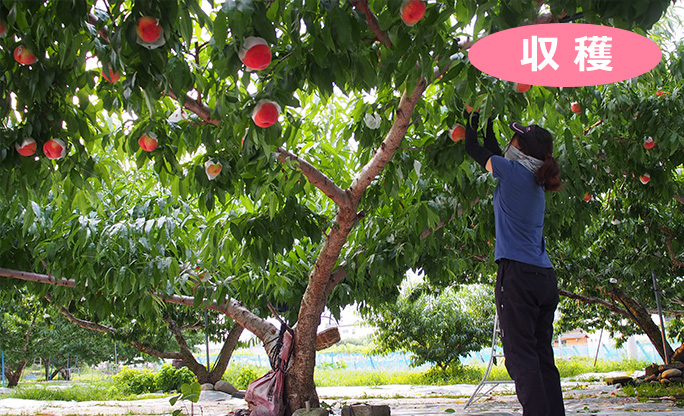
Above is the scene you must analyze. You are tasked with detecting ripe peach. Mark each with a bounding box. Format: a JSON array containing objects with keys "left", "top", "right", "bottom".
[
  {"left": 583, "top": 192, "right": 591, "bottom": 202},
  {"left": 239, "top": 37, "right": 272, "bottom": 71},
  {"left": 14, "top": 45, "right": 37, "bottom": 65},
  {"left": 204, "top": 160, "right": 222, "bottom": 180},
  {"left": 571, "top": 101, "right": 581, "bottom": 113},
  {"left": 0, "top": 19, "right": 7, "bottom": 38},
  {"left": 138, "top": 132, "right": 158, "bottom": 152},
  {"left": 450, "top": 124, "right": 465, "bottom": 142},
  {"left": 137, "top": 16, "right": 162, "bottom": 43},
  {"left": 102, "top": 66, "right": 120, "bottom": 83},
  {"left": 401, "top": 0, "right": 426, "bottom": 26},
  {"left": 43, "top": 139, "right": 67, "bottom": 160},
  {"left": 252, "top": 99, "right": 281, "bottom": 128},
  {"left": 643, "top": 136, "right": 655, "bottom": 149},
  {"left": 514, "top": 83, "right": 531, "bottom": 93},
  {"left": 15, "top": 138, "right": 37, "bottom": 156},
  {"left": 639, "top": 173, "right": 650, "bottom": 185}
]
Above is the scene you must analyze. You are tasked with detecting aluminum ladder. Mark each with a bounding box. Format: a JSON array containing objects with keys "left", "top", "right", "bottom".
[{"left": 464, "top": 311, "right": 515, "bottom": 409}]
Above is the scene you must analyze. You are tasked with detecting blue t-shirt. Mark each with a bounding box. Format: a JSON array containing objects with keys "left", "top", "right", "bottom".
[{"left": 490, "top": 155, "right": 552, "bottom": 268}]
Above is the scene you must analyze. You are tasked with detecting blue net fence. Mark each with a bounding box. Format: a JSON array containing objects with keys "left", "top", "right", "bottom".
[{"left": 200, "top": 340, "right": 662, "bottom": 372}]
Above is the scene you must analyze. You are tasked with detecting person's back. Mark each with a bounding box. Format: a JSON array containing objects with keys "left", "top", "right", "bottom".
[{"left": 464, "top": 113, "right": 565, "bottom": 416}]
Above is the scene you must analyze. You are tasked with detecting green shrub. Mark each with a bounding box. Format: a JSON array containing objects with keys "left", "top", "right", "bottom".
[
  {"left": 155, "top": 364, "right": 197, "bottom": 392},
  {"left": 113, "top": 366, "right": 156, "bottom": 395},
  {"left": 5, "top": 382, "right": 166, "bottom": 401},
  {"left": 222, "top": 364, "right": 266, "bottom": 390}
]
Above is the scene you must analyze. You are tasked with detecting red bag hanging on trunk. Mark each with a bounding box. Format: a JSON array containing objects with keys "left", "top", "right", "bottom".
[{"left": 244, "top": 325, "right": 293, "bottom": 416}]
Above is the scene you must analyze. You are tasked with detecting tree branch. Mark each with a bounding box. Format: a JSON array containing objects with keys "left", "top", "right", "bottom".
[
  {"left": 675, "top": 194, "right": 684, "bottom": 205},
  {"left": 0, "top": 268, "right": 76, "bottom": 287},
  {"left": 350, "top": 0, "right": 392, "bottom": 48},
  {"left": 1, "top": 267, "right": 279, "bottom": 347},
  {"left": 165, "top": 89, "right": 219, "bottom": 126},
  {"left": 210, "top": 321, "right": 244, "bottom": 379},
  {"left": 164, "top": 314, "right": 209, "bottom": 379},
  {"left": 657, "top": 225, "right": 684, "bottom": 268},
  {"left": 54, "top": 303, "right": 183, "bottom": 360},
  {"left": 348, "top": 80, "right": 428, "bottom": 201},
  {"left": 275, "top": 148, "right": 350, "bottom": 208},
  {"left": 559, "top": 289, "right": 630, "bottom": 315}
]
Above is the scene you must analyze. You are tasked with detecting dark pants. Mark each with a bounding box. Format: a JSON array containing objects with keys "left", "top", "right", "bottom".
[{"left": 495, "top": 259, "right": 565, "bottom": 416}]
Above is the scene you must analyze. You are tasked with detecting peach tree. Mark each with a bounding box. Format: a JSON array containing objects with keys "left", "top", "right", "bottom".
[{"left": 0, "top": 0, "right": 680, "bottom": 411}]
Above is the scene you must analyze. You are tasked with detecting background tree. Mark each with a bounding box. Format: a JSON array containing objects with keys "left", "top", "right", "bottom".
[
  {"left": 0, "top": 0, "right": 681, "bottom": 412},
  {"left": 369, "top": 283, "right": 495, "bottom": 370}
]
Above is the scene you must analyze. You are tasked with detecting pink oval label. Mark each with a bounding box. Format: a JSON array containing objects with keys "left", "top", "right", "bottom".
[{"left": 468, "top": 23, "right": 662, "bottom": 87}]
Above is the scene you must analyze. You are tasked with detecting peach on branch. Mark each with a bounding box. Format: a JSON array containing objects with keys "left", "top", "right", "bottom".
[
  {"left": 239, "top": 37, "right": 272, "bottom": 71},
  {"left": 136, "top": 16, "right": 165, "bottom": 49},
  {"left": 571, "top": 101, "right": 581, "bottom": 113},
  {"left": 514, "top": 82, "right": 531, "bottom": 93},
  {"left": 252, "top": 99, "right": 281, "bottom": 128},
  {"left": 14, "top": 45, "right": 37, "bottom": 65},
  {"left": 0, "top": 19, "right": 7, "bottom": 38},
  {"left": 401, "top": 0, "right": 426, "bottom": 26},
  {"left": 450, "top": 124, "right": 465, "bottom": 142},
  {"left": 204, "top": 160, "right": 222, "bottom": 180},
  {"left": 137, "top": 16, "right": 162, "bottom": 43},
  {"left": 15, "top": 138, "right": 37, "bottom": 156},
  {"left": 583, "top": 192, "right": 591, "bottom": 202},
  {"left": 643, "top": 136, "right": 655, "bottom": 149},
  {"left": 138, "top": 132, "right": 158, "bottom": 152},
  {"left": 639, "top": 173, "right": 650, "bottom": 185},
  {"left": 43, "top": 139, "right": 67, "bottom": 160}
]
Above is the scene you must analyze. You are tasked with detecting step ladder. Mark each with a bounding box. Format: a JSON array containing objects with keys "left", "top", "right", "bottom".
[{"left": 464, "top": 311, "right": 515, "bottom": 409}]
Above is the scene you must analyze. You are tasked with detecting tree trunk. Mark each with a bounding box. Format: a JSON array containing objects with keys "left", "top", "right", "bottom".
[
  {"left": 284, "top": 81, "right": 427, "bottom": 412},
  {"left": 671, "top": 343, "right": 684, "bottom": 363},
  {"left": 164, "top": 314, "right": 212, "bottom": 383},
  {"left": 207, "top": 321, "right": 244, "bottom": 384},
  {"left": 608, "top": 287, "right": 675, "bottom": 361},
  {"left": 5, "top": 360, "right": 27, "bottom": 388}
]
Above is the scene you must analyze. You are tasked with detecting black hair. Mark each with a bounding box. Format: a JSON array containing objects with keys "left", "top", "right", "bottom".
[{"left": 516, "top": 128, "right": 563, "bottom": 192}]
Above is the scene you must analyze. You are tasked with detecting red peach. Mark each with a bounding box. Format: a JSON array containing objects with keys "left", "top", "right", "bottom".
[
  {"left": 571, "top": 102, "right": 581, "bottom": 113},
  {"left": 204, "top": 160, "right": 222, "bottom": 180},
  {"left": 15, "top": 138, "right": 37, "bottom": 156},
  {"left": 514, "top": 83, "right": 531, "bottom": 93},
  {"left": 639, "top": 173, "right": 650, "bottom": 185},
  {"left": 401, "top": 0, "right": 426, "bottom": 26},
  {"left": 136, "top": 16, "right": 162, "bottom": 43},
  {"left": 138, "top": 132, "right": 158, "bottom": 152},
  {"left": 643, "top": 136, "right": 655, "bottom": 149},
  {"left": 252, "top": 100, "right": 281, "bottom": 128},
  {"left": 14, "top": 45, "right": 37, "bottom": 65},
  {"left": 583, "top": 192, "right": 591, "bottom": 202},
  {"left": 450, "top": 124, "right": 465, "bottom": 142},
  {"left": 239, "top": 37, "right": 272, "bottom": 71},
  {"left": 43, "top": 139, "right": 67, "bottom": 160},
  {"left": 0, "top": 19, "right": 7, "bottom": 38}
]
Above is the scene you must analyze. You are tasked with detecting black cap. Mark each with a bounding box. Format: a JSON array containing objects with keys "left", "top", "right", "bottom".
[{"left": 509, "top": 122, "right": 553, "bottom": 161}]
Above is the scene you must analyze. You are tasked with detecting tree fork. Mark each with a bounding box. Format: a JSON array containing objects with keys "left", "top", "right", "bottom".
[{"left": 609, "top": 287, "right": 675, "bottom": 362}]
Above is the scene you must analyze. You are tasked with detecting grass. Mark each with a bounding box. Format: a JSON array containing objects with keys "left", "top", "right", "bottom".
[
  {"left": 313, "top": 357, "right": 650, "bottom": 387},
  {"left": 622, "top": 383, "right": 684, "bottom": 404},
  {"left": 4, "top": 381, "right": 168, "bottom": 402},
  {"left": 1, "top": 357, "right": 657, "bottom": 402}
]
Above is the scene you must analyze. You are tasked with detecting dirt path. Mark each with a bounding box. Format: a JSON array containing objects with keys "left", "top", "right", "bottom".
[{"left": 1, "top": 382, "right": 682, "bottom": 415}]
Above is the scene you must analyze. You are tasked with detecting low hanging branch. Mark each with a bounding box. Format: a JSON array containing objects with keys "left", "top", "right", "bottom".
[
  {"left": 54, "top": 303, "right": 183, "bottom": 359},
  {"left": 0, "top": 267, "right": 278, "bottom": 344}
]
